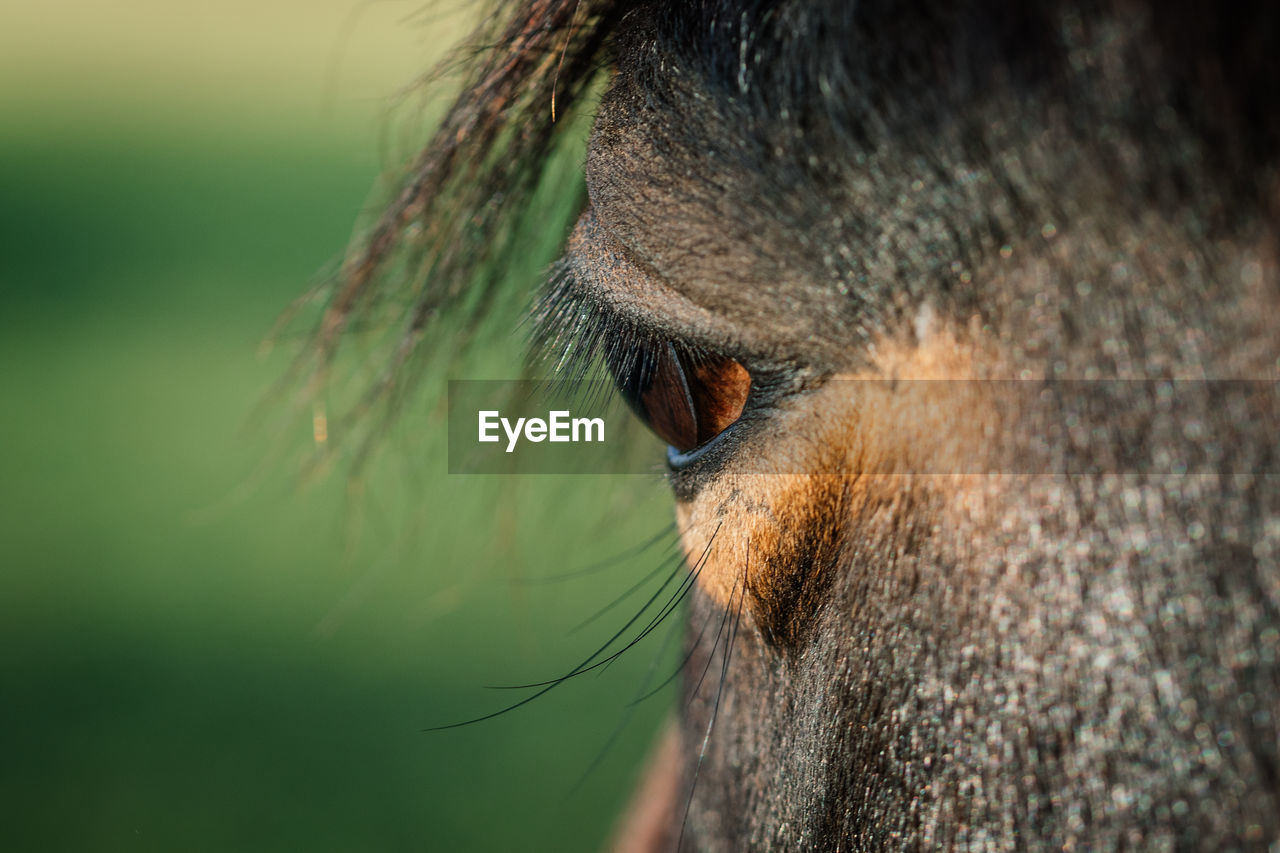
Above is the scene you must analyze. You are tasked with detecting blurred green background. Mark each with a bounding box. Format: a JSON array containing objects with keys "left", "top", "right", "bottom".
[{"left": 0, "top": 3, "right": 676, "bottom": 850}]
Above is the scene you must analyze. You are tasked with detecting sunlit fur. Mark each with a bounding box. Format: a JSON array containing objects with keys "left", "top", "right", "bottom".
[{"left": 326, "top": 0, "right": 1280, "bottom": 849}]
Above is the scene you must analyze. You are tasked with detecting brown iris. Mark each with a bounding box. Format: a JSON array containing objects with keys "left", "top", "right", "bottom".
[{"left": 609, "top": 341, "right": 751, "bottom": 454}]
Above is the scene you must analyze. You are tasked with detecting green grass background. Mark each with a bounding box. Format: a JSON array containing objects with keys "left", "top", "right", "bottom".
[{"left": 0, "top": 3, "right": 675, "bottom": 850}]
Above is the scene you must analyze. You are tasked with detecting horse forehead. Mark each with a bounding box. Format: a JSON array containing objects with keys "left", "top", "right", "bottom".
[
  {"left": 585, "top": 82, "right": 822, "bottom": 267},
  {"left": 580, "top": 75, "right": 940, "bottom": 371}
]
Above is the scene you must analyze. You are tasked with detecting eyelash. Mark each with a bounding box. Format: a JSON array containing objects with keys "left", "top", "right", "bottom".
[
  {"left": 529, "top": 263, "right": 752, "bottom": 457},
  {"left": 530, "top": 262, "right": 672, "bottom": 387}
]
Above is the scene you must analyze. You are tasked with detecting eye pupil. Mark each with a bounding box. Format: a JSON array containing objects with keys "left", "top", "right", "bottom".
[{"left": 609, "top": 339, "right": 750, "bottom": 454}]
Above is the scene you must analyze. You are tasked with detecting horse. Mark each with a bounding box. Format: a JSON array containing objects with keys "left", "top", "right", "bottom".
[{"left": 310, "top": 0, "right": 1280, "bottom": 848}]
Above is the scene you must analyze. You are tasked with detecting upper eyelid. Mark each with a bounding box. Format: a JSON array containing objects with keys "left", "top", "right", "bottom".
[
  {"left": 544, "top": 208, "right": 765, "bottom": 376},
  {"left": 552, "top": 211, "right": 711, "bottom": 348}
]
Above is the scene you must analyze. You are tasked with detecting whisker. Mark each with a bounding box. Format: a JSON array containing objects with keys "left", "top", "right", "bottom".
[
  {"left": 510, "top": 523, "right": 677, "bottom": 585},
  {"left": 571, "top": 523, "right": 730, "bottom": 793},
  {"left": 676, "top": 540, "right": 748, "bottom": 852},
  {"left": 626, "top": 574, "right": 724, "bottom": 708},
  {"left": 566, "top": 597, "right": 685, "bottom": 796},
  {"left": 482, "top": 524, "right": 719, "bottom": 690},
  {"left": 425, "top": 523, "right": 720, "bottom": 729},
  {"left": 592, "top": 529, "right": 715, "bottom": 678},
  {"left": 624, "top": 518, "right": 730, "bottom": 700},
  {"left": 678, "top": 563, "right": 741, "bottom": 708},
  {"left": 480, "top": 553, "right": 686, "bottom": 691},
  {"left": 566, "top": 550, "right": 683, "bottom": 635}
]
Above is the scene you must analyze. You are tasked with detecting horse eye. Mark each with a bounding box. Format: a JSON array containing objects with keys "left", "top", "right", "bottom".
[{"left": 608, "top": 340, "right": 751, "bottom": 454}]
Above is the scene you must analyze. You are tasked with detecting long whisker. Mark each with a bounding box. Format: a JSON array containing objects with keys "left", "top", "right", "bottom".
[
  {"left": 566, "top": 549, "right": 684, "bottom": 636},
  {"left": 624, "top": 598, "right": 719, "bottom": 708},
  {"left": 424, "top": 523, "right": 720, "bottom": 729},
  {"left": 566, "top": 597, "right": 685, "bottom": 796},
  {"left": 510, "top": 523, "right": 677, "bottom": 585},
  {"left": 482, "top": 524, "right": 720, "bottom": 690},
  {"left": 676, "top": 540, "right": 748, "bottom": 852},
  {"left": 475, "top": 554, "right": 684, "bottom": 692},
  {"left": 679, "top": 562, "right": 742, "bottom": 710}
]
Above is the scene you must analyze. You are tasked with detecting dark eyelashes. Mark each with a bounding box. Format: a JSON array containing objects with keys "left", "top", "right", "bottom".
[
  {"left": 529, "top": 263, "right": 752, "bottom": 457},
  {"left": 528, "top": 261, "right": 673, "bottom": 392}
]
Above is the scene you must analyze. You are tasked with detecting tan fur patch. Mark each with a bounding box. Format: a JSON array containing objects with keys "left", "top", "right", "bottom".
[{"left": 677, "top": 325, "right": 1012, "bottom": 624}]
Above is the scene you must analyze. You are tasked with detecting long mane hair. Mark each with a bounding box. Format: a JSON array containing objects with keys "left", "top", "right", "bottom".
[{"left": 278, "top": 0, "right": 623, "bottom": 458}]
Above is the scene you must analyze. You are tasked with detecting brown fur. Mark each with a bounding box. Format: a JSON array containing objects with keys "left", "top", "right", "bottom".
[
  {"left": 323, "top": 0, "right": 1280, "bottom": 847},
  {"left": 676, "top": 326, "right": 1010, "bottom": 632}
]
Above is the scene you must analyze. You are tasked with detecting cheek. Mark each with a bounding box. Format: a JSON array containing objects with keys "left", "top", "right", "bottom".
[
  {"left": 674, "top": 328, "right": 1009, "bottom": 641},
  {"left": 676, "top": 472, "right": 849, "bottom": 627}
]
